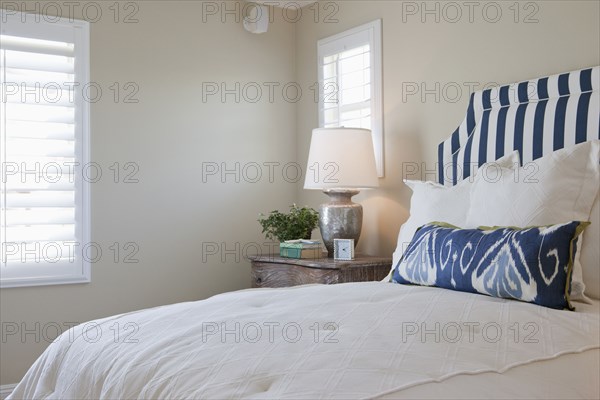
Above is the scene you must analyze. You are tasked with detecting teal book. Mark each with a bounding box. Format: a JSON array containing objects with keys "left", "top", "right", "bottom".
[{"left": 280, "top": 241, "right": 322, "bottom": 259}]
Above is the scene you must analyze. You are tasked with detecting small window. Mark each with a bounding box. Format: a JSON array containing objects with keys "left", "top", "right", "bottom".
[
  {"left": 1, "top": 11, "right": 91, "bottom": 287},
  {"left": 318, "top": 20, "right": 384, "bottom": 177}
]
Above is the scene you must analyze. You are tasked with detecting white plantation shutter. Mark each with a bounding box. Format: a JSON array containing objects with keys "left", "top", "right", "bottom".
[
  {"left": 318, "top": 20, "right": 383, "bottom": 177},
  {"left": 1, "top": 11, "right": 90, "bottom": 287}
]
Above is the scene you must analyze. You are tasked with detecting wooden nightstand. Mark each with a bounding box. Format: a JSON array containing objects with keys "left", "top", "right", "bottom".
[{"left": 248, "top": 254, "right": 392, "bottom": 288}]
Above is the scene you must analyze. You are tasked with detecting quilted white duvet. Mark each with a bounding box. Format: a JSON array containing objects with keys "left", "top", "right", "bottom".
[{"left": 8, "top": 282, "right": 600, "bottom": 399}]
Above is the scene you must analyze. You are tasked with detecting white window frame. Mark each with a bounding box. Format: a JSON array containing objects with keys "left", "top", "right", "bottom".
[
  {"left": 317, "top": 19, "right": 384, "bottom": 177},
  {"left": 1, "top": 10, "right": 91, "bottom": 288}
]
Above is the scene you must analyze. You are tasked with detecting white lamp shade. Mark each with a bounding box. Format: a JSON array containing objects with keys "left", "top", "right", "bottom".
[{"left": 304, "top": 127, "right": 379, "bottom": 190}]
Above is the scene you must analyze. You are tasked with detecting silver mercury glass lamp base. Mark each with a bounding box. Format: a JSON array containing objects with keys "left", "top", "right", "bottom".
[{"left": 319, "top": 189, "right": 362, "bottom": 257}]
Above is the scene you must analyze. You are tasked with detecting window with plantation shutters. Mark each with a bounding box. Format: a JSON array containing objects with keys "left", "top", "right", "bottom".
[
  {"left": 317, "top": 20, "right": 384, "bottom": 177},
  {"left": 1, "top": 11, "right": 90, "bottom": 288}
]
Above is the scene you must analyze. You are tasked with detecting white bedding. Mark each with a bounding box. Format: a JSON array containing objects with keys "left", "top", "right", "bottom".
[{"left": 8, "top": 282, "right": 600, "bottom": 399}]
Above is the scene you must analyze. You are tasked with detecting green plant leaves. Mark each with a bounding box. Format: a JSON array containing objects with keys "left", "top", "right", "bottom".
[{"left": 258, "top": 204, "right": 319, "bottom": 242}]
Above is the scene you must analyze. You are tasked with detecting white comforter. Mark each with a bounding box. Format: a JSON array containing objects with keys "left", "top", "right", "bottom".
[{"left": 8, "top": 282, "right": 600, "bottom": 399}]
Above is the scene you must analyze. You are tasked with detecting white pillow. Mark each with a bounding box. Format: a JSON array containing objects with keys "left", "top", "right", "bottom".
[
  {"left": 385, "top": 150, "right": 521, "bottom": 281},
  {"left": 466, "top": 140, "right": 600, "bottom": 302},
  {"left": 580, "top": 193, "right": 599, "bottom": 299}
]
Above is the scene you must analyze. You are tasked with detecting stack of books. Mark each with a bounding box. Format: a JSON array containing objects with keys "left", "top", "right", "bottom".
[{"left": 279, "top": 240, "right": 323, "bottom": 259}]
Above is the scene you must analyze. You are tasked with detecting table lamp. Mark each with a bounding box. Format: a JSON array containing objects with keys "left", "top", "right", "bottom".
[{"left": 304, "top": 127, "right": 379, "bottom": 257}]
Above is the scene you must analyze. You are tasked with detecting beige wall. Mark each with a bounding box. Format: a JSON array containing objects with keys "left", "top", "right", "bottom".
[
  {"left": 295, "top": 0, "right": 600, "bottom": 258},
  {"left": 1, "top": 0, "right": 599, "bottom": 387},
  {"left": 0, "top": 1, "right": 297, "bottom": 385}
]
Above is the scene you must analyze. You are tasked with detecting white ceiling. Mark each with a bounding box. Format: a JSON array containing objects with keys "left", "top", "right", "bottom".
[{"left": 249, "top": 1, "right": 318, "bottom": 8}]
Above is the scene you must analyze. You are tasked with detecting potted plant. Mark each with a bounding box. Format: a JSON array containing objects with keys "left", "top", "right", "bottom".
[{"left": 258, "top": 204, "right": 319, "bottom": 242}]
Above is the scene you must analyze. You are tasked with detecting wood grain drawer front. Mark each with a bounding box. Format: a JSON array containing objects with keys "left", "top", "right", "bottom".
[
  {"left": 252, "top": 263, "right": 340, "bottom": 288},
  {"left": 340, "top": 264, "right": 390, "bottom": 283}
]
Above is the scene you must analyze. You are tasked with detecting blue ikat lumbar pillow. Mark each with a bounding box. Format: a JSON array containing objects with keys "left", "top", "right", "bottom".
[{"left": 390, "top": 221, "right": 589, "bottom": 310}]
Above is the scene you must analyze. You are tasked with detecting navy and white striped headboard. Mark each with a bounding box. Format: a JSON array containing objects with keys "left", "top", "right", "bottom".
[{"left": 437, "top": 66, "right": 600, "bottom": 186}]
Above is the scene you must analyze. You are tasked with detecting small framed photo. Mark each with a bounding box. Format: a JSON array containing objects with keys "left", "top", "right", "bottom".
[{"left": 333, "top": 239, "right": 354, "bottom": 260}]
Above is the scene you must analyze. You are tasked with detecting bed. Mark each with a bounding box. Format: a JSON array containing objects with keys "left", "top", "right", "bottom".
[{"left": 8, "top": 67, "right": 600, "bottom": 399}]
